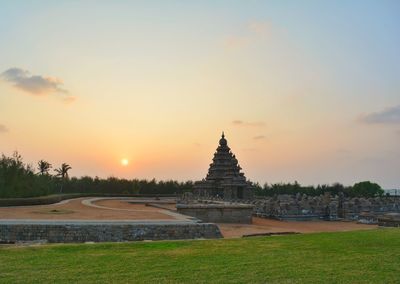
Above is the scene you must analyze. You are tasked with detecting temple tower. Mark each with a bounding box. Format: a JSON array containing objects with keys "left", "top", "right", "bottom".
[{"left": 194, "top": 132, "right": 254, "bottom": 200}]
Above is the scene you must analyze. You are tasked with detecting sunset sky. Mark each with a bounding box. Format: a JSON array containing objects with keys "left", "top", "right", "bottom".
[{"left": 1, "top": 1, "right": 399, "bottom": 188}]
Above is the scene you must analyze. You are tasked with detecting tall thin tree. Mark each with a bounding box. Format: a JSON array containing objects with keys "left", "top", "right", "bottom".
[
  {"left": 54, "top": 163, "right": 72, "bottom": 193},
  {"left": 54, "top": 163, "right": 72, "bottom": 179},
  {"left": 37, "top": 160, "right": 52, "bottom": 175}
]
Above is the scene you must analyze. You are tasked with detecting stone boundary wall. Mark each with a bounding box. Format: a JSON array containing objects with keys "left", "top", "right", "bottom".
[
  {"left": 243, "top": 194, "right": 400, "bottom": 221},
  {"left": 0, "top": 222, "right": 222, "bottom": 243},
  {"left": 177, "top": 203, "right": 253, "bottom": 224}
]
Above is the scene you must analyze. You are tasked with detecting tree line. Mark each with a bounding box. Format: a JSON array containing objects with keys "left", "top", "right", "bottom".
[
  {"left": 0, "top": 151, "right": 385, "bottom": 198},
  {"left": 253, "top": 181, "right": 385, "bottom": 198},
  {"left": 0, "top": 152, "right": 193, "bottom": 198}
]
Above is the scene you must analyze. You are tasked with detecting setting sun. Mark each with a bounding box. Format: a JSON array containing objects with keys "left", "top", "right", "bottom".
[{"left": 121, "top": 159, "right": 129, "bottom": 166}]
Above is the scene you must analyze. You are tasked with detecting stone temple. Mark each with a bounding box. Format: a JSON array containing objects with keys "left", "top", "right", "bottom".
[{"left": 194, "top": 132, "right": 254, "bottom": 200}]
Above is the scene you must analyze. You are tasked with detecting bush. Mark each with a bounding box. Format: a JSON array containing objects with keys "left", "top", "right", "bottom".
[{"left": 350, "top": 181, "right": 384, "bottom": 197}]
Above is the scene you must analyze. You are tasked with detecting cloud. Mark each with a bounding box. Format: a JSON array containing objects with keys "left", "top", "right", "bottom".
[
  {"left": 223, "top": 20, "right": 273, "bottom": 50},
  {"left": 253, "top": 135, "right": 266, "bottom": 140},
  {"left": 0, "top": 124, "right": 9, "bottom": 133},
  {"left": 232, "top": 120, "right": 265, "bottom": 127},
  {"left": 359, "top": 105, "right": 400, "bottom": 124},
  {"left": 223, "top": 36, "right": 251, "bottom": 49},
  {"left": 63, "top": 96, "right": 77, "bottom": 104},
  {"left": 1, "top": 67, "right": 68, "bottom": 96},
  {"left": 248, "top": 21, "right": 272, "bottom": 36},
  {"left": 193, "top": 142, "right": 201, "bottom": 148}
]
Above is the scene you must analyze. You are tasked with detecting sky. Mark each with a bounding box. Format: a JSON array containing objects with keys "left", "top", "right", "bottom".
[{"left": 0, "top": 1, "right": 399, "bottom": 188}]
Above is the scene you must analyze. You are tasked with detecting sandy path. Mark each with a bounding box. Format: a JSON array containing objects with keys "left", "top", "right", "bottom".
[
  {"left": 93, "top": 199, "right": 154, "bottom": 211},
  {"left": 218, "top": 217, "right": 377, "bottom": 238},
  {"left": 0, "top": 198, "right": 175, "bottom": 220}
]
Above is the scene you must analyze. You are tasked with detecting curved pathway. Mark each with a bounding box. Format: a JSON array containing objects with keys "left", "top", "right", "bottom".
[{"left": 82, "top": 197, "right": 194, "bottom": 221}]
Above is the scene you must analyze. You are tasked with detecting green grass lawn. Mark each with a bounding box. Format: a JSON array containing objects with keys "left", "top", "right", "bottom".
[{"left": 1, "top": 228, "right": 399, "bottom": 283}]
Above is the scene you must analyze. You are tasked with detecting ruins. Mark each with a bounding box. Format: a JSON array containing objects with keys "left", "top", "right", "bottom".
[
  {"left": 249, "top": 194, "right": 400, "bottom": 223},
  {"left": 180, "top": 133, "right": 400, "bottom": 225},
  {"left": 194, "top": 132, "right": 254, "bottom": 200}
]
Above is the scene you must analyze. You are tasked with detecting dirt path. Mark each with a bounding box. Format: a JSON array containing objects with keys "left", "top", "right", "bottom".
[
  {"left": 0, "top": 198, "right": 176, "bottom": 220},
  {"left": 218, "top": 217, "right": 377, "bottom": 238}
]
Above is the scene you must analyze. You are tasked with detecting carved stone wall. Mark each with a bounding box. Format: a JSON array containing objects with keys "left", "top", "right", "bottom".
[{"left": 246, "top": 195, "right": 400, "bottom": 221}]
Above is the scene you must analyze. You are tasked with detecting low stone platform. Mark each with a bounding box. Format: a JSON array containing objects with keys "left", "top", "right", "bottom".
[
  {"left": 0, "top": 220, "right": 222, "bottom": 243},
  {"left": 378, "top": 213, "right": 400, "bottom": 227},
  {"left": 177, "top": 202, "right": 254, "bottom": 224}
]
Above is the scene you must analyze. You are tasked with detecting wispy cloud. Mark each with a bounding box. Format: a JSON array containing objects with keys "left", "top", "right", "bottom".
[
  {"left": 248, "top": 21, "right": 272, "bottom": 36},
  {"left": 253, "top": 135, "right": 266, "bottom": 140},
  {"left": 63, "top": 96, "right": 77, "bottom": 104},
  {"left": 1, "top": 67, "right": 69, "bottom": 96},
  {"left": 193, "top": 142, "right": 201, "bottom": 148},
  {"left": 232, "top": 120, "right": 265, "bottom": 127},
  {"left": 224, "top": 36, "right": 250, "bottom": 49},
  {"left": 359, "top": 105, "right": 400, "bottom": 124},
  {"left": 0, "top": 124, "right": 9, "bottom": 133},
  {"left": 223, "top": 20, "right": 273, "bottom": 50}
]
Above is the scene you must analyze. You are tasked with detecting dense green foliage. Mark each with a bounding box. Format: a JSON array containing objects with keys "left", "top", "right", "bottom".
[
  {"left": 0, "top": 152, "right": 192, "bottom": 198},
  {"left": 0, "top": 152, "right": 194, "bottom": 198},
  {"left": 0, "top": 152, "right": 55, "bottom": 198},
  {"left": 254, "top": 180, "right": 385, "bottom": 198},
  {"left": 63, "top": 176, "right": 193, "bottom": 196},
  {"left": 352, "top": 181, "right": 384, "bottom": 197},
  {"left": 0, "top": 229, "right": 399, "bottom": 283},
  {"left": 0, "top": 152, "right": 385, "bottom": 198}
]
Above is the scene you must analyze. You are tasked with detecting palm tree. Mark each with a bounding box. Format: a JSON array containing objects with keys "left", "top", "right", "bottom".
[
  {"left": 54, "top": 163, "right": 72, "bottom": 179},
  {"left": 37, "top": 160, "right": 52, "bottom": 175},
  {"left": 54, "top": 163, "right": 72, "bottom": 193}
]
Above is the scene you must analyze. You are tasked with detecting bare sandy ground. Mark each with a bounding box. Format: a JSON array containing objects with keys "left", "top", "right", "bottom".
[
  {"left": 218, "top": 217, "right": 377, "bottom": 238},
  {"left": 0, "top": 198, "right": 175, "bottom": 220},
  {"left": 148, "top": 203, "right": 177, "bottom": 211}
]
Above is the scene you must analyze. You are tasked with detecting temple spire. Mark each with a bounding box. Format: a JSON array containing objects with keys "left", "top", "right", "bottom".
[
  {"left": 194, "top": 132, "right": 254, "bottom": 200},
  {"left": 219, "top": 131, "right": 227, "bottom": 146}
]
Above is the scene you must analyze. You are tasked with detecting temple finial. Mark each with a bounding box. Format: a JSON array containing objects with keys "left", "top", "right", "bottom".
[{"left": 219, "top": 131, "right": 227, "bottom": 146}]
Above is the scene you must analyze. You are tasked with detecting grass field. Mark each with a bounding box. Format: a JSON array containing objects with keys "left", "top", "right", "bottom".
[{"left": 1, "top": 228, "right": 399, "bottom": 283}]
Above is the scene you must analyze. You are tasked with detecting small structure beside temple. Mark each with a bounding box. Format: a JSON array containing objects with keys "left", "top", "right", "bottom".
[{"left": 194, "top": 132, "right": 254, "bottom": 200}]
